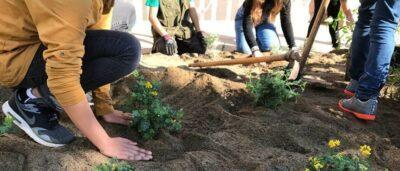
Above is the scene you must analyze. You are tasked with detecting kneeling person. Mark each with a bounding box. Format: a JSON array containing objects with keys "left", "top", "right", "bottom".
[{"left": 147, "top": 0, "right": 207, "bottom": 56}]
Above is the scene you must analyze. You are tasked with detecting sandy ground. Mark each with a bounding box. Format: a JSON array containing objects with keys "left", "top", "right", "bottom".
[{"left": 0, "top": 51, "right": 400, "bottom": 170}]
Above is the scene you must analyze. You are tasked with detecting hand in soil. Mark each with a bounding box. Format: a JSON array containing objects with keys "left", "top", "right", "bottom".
[
  {"left": 102, "top": 110, "right": 132, "bottom": 126},
  {"left": 100, "top": 137, "right": 153, "bottom": 161}
]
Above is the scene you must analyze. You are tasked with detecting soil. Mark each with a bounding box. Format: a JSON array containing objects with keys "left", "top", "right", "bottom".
[{"left": 0, "top": 50, "right": 399, "bottom": 171}]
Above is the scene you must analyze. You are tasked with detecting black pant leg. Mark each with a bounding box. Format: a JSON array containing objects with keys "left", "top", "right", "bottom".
[
  {"left": 307, "top": 0, "right": 323, "bottom": 37},
  {"left": 15, "top": 30, "right": 140, "bottom": 95},
  {"left": 327, "top": 0, "right": 341, "bottom": 48}
]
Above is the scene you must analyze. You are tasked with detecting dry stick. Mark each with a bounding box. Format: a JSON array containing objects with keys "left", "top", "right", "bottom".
[
  {"left": 188, "top": 53, "right": 289, "bottom": 67},
  {"left": 289, "top": 0, "right": 331, "bottom": 80}
]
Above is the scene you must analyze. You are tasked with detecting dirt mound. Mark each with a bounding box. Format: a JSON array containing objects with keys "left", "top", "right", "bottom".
[{"left": 0, "top": 52, "right": 399, "bottom": 170}]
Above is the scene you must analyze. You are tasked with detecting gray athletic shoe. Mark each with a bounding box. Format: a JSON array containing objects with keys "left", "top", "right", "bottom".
[
  {"left": 2, "top": 88, "right": 75, "bottom": 147},
  {"left": 344, "top": 79, "right": 358, "bottom": 96},
  {"left": 338, "top": 96, "right": 377, "bottom": 121}
]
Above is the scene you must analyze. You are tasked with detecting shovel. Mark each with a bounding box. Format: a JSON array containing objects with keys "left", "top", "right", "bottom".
[{"left": 188, "top": 0, "right": 331, "bottom": 80}]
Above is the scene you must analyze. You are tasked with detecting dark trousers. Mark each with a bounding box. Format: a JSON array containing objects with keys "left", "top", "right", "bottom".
[
  {"left": 16, "top": 30, "right": 141, "bottom": 96},
  {"left": 307, "top": 0, "right": 341, "bottom": 48},
  {"left": 152, "top": 33, "right": 206, "bottom": 55}
]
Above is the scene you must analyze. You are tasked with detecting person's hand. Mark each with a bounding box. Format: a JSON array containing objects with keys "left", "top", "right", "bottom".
[
  {"left": 252, "top": 50, "right": 264, "bottom": 58},
  {"left": 163, "top": 35, "right": 177, "bottom": 56},
  {"left": 103, "top": 110, "right": 131, "bottom": 126},
  {"left": 100, "top": 137, "right": 153, "bottom": 161},
  {"left": 289, "top": 46, "right": 302, "bottom": 62}
]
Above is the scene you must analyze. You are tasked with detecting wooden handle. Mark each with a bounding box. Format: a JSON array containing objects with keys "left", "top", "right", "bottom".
[
  {"left": 299, "top": 0, "right": 331, "bottom": 73},
  {"left": 288, "top": 0, "right": 330, "bottom": 80},
  {"left": 189, "top": 53, "right": 288, "bottom": 67}
]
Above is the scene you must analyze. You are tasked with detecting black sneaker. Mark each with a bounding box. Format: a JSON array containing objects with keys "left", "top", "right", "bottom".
[{"left": 1, "top": 88, "right": 75, "bottom": 147}]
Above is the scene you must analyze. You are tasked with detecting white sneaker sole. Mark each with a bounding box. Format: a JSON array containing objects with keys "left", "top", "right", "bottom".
[{"left": 2, "top": 101, "right": 64, "bottom": 148}]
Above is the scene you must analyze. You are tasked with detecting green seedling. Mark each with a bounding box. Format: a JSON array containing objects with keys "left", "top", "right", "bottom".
[
  {"left": 123, "top": 71, "right": 184, "bottom": 140},
  {"left": 246, "top": 70, "right": 306, "bottom": 109},
  {"left": 93, "top": 158, "right": 134, "bottom": 171}
]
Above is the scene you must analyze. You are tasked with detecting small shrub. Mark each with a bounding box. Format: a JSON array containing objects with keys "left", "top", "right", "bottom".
[
  {"left": 246, "top": 71, "right": 306, "bottom": 109},
  {"left": 204, "top": 33, "right": 219, "bottom": 49},
  {"left": 93, "top": 158, "right": 134, "bottom": 171},
  {"left": 0, "top": 115, "right": 13, "bottom": 135},
  {"left": 123, "top": 71, "right": 184, "bottom": 140},
  {"left": 306, "top": 139, "right": 372, "bottom": 171},
  {"left": 388, "top": 67, "right": 400, "bottom": 86}
]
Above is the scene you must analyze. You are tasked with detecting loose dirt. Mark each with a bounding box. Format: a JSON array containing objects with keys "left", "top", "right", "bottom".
[{"left": 0, "top": 50, "right": 399, "bottom": 170}]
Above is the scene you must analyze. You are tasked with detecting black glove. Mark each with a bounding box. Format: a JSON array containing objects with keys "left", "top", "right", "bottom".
[
  {"left": 163, "top": 35, "right": 177, "bottom": 56},
  {"left": 196, "top": 31, "right": 207, "bottom": 53}
]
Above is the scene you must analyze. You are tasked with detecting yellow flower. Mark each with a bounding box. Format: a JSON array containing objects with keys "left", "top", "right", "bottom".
[
  {"left": 314, "top": 163, "right": 324, "bottom": 170},
  {"left": 305, "top": 168, "right": 310, "bottom": 171},
  {"left": 359, "top": 145, "right": 372, "bottom": 157},
  {"left": 145, "top": 81, "right": 153, "bottom": 89},
  {"left": 328, "top": 139, "right": 341, "bottom": 149},
  {"left": 312, "top": 158, "right": 324, "bottom": 170},
  {"left": 151, "top": 91, "right": 158, "bottom": 96}
]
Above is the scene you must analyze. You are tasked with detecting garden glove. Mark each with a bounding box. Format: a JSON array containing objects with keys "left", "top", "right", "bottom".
[{"left": 163, "top": 35, "right": 177, "bottom": 56}]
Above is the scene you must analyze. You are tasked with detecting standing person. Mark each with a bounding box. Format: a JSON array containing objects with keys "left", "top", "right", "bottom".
[
  {"left": 147, "top": 0, "right": 207, "bottom": 56},
  {"left": 0, "top": 0, "right": 152, "bottom": 161},
  {"left": 307, "top": 0, "right": 354, "bottom": 49},
  {"left": 235, "top": 0, "right": 297, "bottom": 58},
  {"left": 339, "top": 0, "right": 400, "bottom": 121},
  {"left": 112, "top": 0, "right": 137, "bottom": 32}
]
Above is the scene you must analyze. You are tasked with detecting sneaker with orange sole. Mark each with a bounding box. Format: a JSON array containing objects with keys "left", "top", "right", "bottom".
[
  {"left": 343, "top": 79, "right": 358, "bottom": 97},
  {"left": 338, "top": 97, "right": 377, "bottom": 121}
]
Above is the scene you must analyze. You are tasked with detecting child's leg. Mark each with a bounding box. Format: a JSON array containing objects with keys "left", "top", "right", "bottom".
[
  {"left": 234, "top": 7, "right": 252, "bottom": 54},
  {"left": 307, "top": 0, "right": 323, "bottom": 37},
  {"left": 327, "top": 0, "right": 341, "bottom": 48},
  {"left": 349, "top": 0, "right": 377, "bottom": 81},
  {"left": 255, "top": 23, "right": 280, "bottom": 52},
  {"left": 357, "top": 0, "right": 400, "bottom": 100}
]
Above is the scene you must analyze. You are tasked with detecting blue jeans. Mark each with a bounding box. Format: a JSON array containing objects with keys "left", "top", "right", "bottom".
[
  {"left": 349, "top": 0, "right": 400, "bottom": 100},
  {"left": 234, "top": 7, "right": 280, "bottom": 54}
]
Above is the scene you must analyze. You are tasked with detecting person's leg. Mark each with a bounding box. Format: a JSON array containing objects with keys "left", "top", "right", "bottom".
[
  {"left": 357, "top": 0, "right": 400, "bottom": 100},
  {"left": 339, "top": 0, "right": 400, "bottom": 120},
  {"left": 255, "top": 23, "right": 280, "bottom": 52},
  {"left": 307, "top": 0, "right": 323, "bottom": 37},
  {"left": 327, "top": 0, "right": 341, "bottom": 48},
  {"left": 235, "top": 7, "right": 252, "bottom": 54},
  {"left": 349, "top": 0, "right": 377, "bottom": 81}
]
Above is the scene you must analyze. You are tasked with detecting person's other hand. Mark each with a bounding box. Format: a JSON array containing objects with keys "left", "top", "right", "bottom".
[
  {"left": 102, "top": 110, "right": 131, "bottom": 126},
  {"left": 100, "top": 137, "right": 153, "bottom": 161},
  {"left": 163, "top": 35, "right": 177, "bottom": 56}
]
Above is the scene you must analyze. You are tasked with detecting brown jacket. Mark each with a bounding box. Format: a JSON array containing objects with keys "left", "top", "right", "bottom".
[{"left": 0, "top": 0, "right": 114, "bottom": 115}]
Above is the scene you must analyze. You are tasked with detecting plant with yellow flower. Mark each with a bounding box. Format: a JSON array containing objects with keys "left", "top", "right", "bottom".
[
  {"left": 359, "top": 145, "right": 372, "bottom": 158},
  {"left": 328, "top": 139, "right": 341, "bottom": 149},
  {"left": 305, "top": 139, "right": 371, "bottom": 171},
  {"left": 123, "top": 71, "right": 184, "bottom": 140}
]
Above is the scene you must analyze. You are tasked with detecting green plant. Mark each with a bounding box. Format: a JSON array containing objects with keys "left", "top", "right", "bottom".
[
  {"left": 204, "top": 33, "right": 219, "bottom": 49},
  {"left": 331, "top": 10, "right": 357, "bottom": 48},
  {"left": 246, "top": 71, "right": 306, "bottom": 109},
  {"left": 123, "top": 71, "right": 184, "bottom": 140},
  {"left": 306, "top": 140, "right": 372, "bottom": 171},
  {"left": 388, "top": 67, "right": 400, "bottom": 86},
  {"left": 93, "top": 158, "right": 134, "bottom": 171},
  {"left": 0, "top": 115, "right": 13, "bottom": 135}
]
